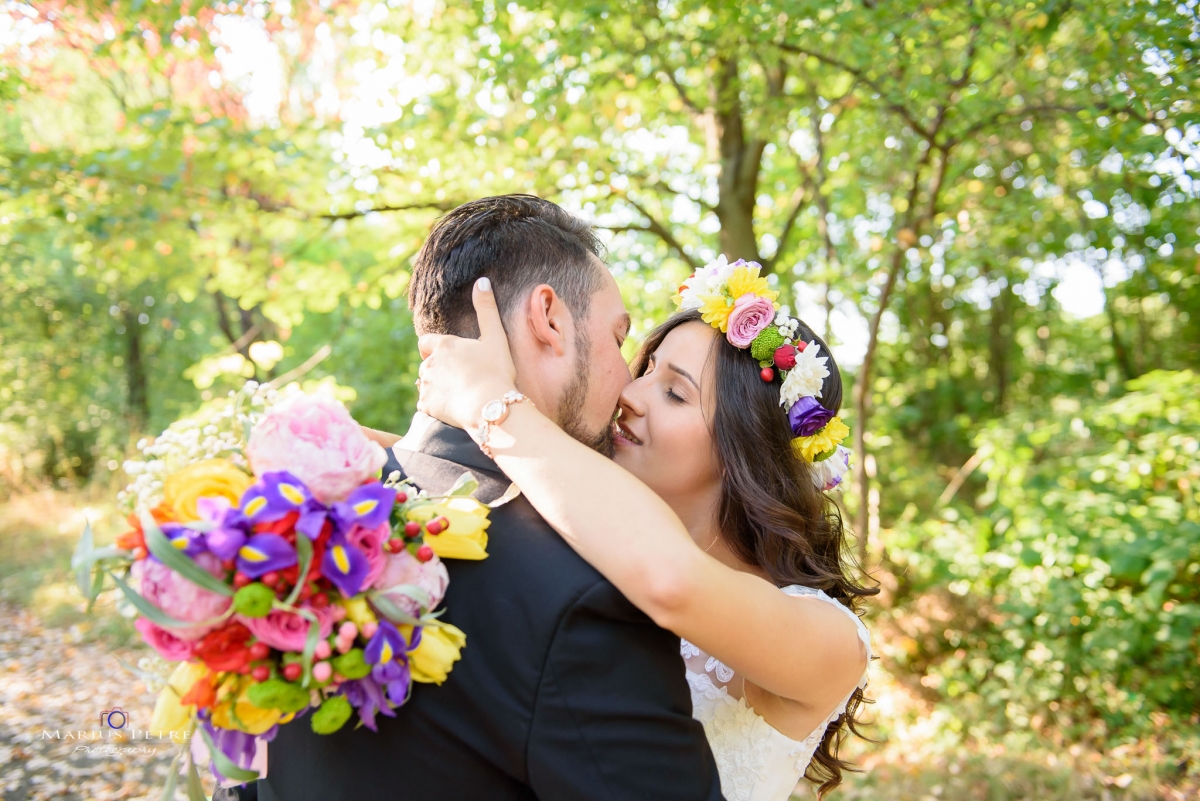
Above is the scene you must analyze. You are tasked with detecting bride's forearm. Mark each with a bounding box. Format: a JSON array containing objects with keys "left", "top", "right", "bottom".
[{"left": 482, "top": 403, "right": 708, "bottom": 630}]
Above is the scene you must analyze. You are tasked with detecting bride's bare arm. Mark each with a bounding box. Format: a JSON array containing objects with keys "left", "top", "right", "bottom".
[{"left": 415, "top": 279, "right": 866, "bottom": 715}]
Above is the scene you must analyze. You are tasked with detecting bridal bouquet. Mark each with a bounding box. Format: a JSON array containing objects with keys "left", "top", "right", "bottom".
[{"left": 73, "top": 384, "right": 490, "bottom": 793}]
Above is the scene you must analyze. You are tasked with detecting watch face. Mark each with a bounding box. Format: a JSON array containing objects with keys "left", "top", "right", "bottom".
[{"left": 482, "top": 399, "right": 507, "bottom": 422}]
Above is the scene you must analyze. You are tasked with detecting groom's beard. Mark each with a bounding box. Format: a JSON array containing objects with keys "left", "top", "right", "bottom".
[{"left": 557, "top": 329, "right": 616, "bottom": 458}]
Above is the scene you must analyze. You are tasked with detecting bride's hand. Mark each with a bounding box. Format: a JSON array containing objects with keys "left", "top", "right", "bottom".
[{"left": 415, "top": 277, "right": 518, "bottom": 431}]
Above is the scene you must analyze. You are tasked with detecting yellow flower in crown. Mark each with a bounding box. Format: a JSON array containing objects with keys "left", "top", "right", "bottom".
[
  {"left": 407, "top": 497, "right": 490, "bottom": 560},
  {"left": 409, "top": 623, "right": 467, "bottom": 685},
  {"left": 791, "top": 417, "right": 850, "bottom": 462},
  {"left": 696, "top": 263, "right": 779, "bottom": 332},
  {"left": 162, "top": 458, "right": 254, "bottom": 522}
]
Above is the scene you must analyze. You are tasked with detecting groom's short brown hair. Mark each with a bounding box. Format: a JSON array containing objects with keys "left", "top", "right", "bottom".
[{"left": 408, "top": 195, "right": 606, "bottom": 337}]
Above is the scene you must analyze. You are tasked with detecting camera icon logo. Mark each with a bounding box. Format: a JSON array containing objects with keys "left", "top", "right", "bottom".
[{"left": 100, "top": 707, "right": 128, "bottom": 729}]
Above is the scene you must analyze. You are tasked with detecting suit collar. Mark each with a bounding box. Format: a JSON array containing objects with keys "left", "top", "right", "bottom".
[{"left": 395, "top": 415, "right": 503, "bottom": 479}]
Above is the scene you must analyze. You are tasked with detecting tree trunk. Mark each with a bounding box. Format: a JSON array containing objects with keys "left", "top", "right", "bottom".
[
  {"left": 123, "top": 306, "right": 149, "bottom": 432},
  {"left": 709, "top": 55, "right": 764, "bottom": 265}
]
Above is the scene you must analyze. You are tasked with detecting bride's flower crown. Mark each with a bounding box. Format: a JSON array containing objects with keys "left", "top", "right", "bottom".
[{"left": 673, "top": 256, "right": 852, "bottom": 492}]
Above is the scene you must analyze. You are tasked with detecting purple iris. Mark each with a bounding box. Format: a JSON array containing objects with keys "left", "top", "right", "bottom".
[
  {"left": 236, "top": 533, "right": 297, "bottom": 578},
  {"left": 364, "top": 620, "right": 411, "bottom": 704},
  {"left": 163, "top": 523, "right": 208, "bottom": 558},
  {"left": 332, "top": 483, "right": 396, "bottom": 532},
  {"left": 239, "top": 471, "right": 312, "bottom": 524},
  {"left": 197, "top": 496, "right": 250, "bottom": 560},
  {"left": 340, "top": 676, "right": 396, "bottom": 732},
  {"left": 787, "top": 396, "right": 835, "bottom": 437},
  {"left": 296, "top": 497, "right": 332, "bottom": 540},
  {"left": 197, "top": 713, "right": 258, "bottom": 783},
  {"left": 319, "top": 533, "right": 369, "bottom": 597}
]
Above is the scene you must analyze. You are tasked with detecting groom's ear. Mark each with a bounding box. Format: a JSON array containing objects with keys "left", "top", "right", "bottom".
[{"left": 524, "top": 283, "right": 571, "bottom": 357}]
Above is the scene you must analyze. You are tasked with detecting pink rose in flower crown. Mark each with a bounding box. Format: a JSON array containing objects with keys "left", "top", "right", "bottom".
[
  {"left": 135, "top": 618, "right": 195, "bottom": 661},
  {"left": 134, "top": 552, "right": 232, "bottom": 640},
  {"left": 346, "top": 522, "right": 389, "bottom": 590},
  {"left": 237, "top": 601, "right": 337, "bottom": 652},
  {"left": 247, "top": 394, "right": 387, "bottom": 504},
  {"left": 372, "top": 548, "right": 450, "bottom": 618},
  {"left": 726, "top": 294, "right": 775, "bottom": 348}
]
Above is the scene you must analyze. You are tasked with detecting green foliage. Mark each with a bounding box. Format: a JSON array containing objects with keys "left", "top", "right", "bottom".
[{"left": 885, "top": 370, "right": 1200, "bottom": 736}]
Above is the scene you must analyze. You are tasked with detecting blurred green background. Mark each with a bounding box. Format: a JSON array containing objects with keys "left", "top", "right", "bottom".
[{"left": 1, "top": 1, "right": 1197, "bottom": 798}]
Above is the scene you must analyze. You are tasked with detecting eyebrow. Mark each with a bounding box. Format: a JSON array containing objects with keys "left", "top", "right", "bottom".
[{"left": 667, "top": 362, "right": 700, "bottom": 390}]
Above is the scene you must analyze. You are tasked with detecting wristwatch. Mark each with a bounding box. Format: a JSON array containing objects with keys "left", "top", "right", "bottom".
[{"left": 476, "top": 391, "right": 532, "bottom": 458}]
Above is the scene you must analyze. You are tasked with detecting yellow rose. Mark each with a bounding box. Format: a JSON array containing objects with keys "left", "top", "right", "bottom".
[
  {"left": 210, "top": 676, "right": 292, "bottom": 735},
  {"left": 162, "top": 459, "right": 254, "bottom": 522},
  {"left": 410, "top": 623, "right": 466, "bottom": 685},
  {"left": 150, "top": 661, "right": 210, "bottom": 736},
  {"left": 342, "top": 595, "right": 377, "bottom": 629},
  {"left": 409, "top": 498, "right": 490, "bottom": 560}
]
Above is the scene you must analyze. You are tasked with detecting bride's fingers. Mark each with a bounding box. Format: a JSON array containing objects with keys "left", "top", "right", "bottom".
[
  {"left": 472, "top": 277, "right": 509, "bottom": 348},
  {"left": 417, "top": 333, "right": 447, "bottom": 359}
]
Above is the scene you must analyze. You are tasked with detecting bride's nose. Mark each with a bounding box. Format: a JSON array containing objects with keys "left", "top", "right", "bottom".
[{"left": 617, "top": 379, "right": 648, "bottom": 420}]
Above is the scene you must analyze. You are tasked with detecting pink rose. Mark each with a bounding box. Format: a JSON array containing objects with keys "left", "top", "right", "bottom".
[
  {"left": 237, "top": 602, "right": 337, "bottom": 652},
  {"left": 135, "top": 618, "right": 195, "bottom": 661},
  {"left": 726, "top": 294, "right": 775, "bottom": 348},
  {"left": 346, "top": 523, "right": 389, "bottom": 590},
  {"left": 371, "top": 549, "right": 449, "bottom": 618},
  {"left": 246, "top": 394, "right": 387, "bottom": 504},
  {"left": 134, "top": 552, "right": 232, "bottom": 641}
]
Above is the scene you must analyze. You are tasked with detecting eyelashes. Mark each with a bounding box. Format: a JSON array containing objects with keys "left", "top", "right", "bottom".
[{"left": 666, "top": 388, "right": 686, "bottom": 404}]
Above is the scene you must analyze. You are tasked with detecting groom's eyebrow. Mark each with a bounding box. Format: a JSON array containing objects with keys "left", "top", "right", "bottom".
[{"left": 668, "top": 363, "right": 699, "bottom": 390}]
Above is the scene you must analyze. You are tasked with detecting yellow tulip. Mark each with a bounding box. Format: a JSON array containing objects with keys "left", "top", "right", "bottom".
[
  {"left": 162, "top": 459, "right": 254, "bottom": 522},
  {"left": 342, "top": 595, "right": 377, "bottom": 629},
  {"left": 409, "top": 623, "right": 466, "bottom": 685},
  {"left": 150, "top": 661, "right": 210, "bottom": 736},
  {"left": 409, "top": 498, "right": 490, "bottom": 560},
  {"left": 210, "top": 676, "right": 291, "bottom": 735}
]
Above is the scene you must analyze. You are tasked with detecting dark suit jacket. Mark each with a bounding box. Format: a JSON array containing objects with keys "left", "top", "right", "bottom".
[{"left": 257, "top": 420, "right": 723, "bottom": 801}]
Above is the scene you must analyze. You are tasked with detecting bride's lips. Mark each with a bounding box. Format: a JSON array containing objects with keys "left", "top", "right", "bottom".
[{"left": 612, "top": 420, "right": 643, "bottom": 447}]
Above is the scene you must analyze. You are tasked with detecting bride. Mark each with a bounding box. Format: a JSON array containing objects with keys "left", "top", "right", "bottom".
[{"left": 411, "top": 265, "right": 875, "bottom": 800}]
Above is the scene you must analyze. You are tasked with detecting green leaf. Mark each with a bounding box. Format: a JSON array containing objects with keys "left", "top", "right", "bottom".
[
  {"left": 366, "top": 590, "right": 422, "bottom": 626},
  {"left": 161, "top": 743, "right": 183, "bottom": 801},
  {"left": 85, "top": 566, "right": 105, "bottom": 612},
  {"left": 199, "top": 724, "right": 259, "bottom": 783},
  {"left": 185, "top": 753, "right": 207, "bottom": 801},
  {"left": 297, "top": 606, "right": 321, "bottom": 687},
  {"left": 142, "top": 511, "right": 234, "bottom": 597},
  {"left": 446, "top": 471, "right": 479, "bottom": 497},
  {"left": 282, "top": 534, "right": 313, "bottom": 607}
]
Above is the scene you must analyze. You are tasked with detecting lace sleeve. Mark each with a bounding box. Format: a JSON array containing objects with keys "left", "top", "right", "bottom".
[{"left": 779, "top": 585, "right": 872, "bottom": 688}]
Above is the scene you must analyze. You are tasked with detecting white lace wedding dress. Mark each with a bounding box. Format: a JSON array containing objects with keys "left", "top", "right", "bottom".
[{"left": 682, "top": 585, "right": 872, "bottom": 801}]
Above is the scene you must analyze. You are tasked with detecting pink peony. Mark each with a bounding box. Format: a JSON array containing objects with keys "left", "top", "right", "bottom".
[
  {"left": 237, "top": 601, "right": 337, "bottom": 652},
  {"left": 135, "top": 618, "right": 195, "bottom": 661},
  {"left": 134, "top": 552, "right": 232, "bottom": 640},
  {"left": 371, "top": 549, "right": 449, "bottom": 618},
  {"left": 346, "top": 522, "right": 389, "bottom": 590},
  {"left": 726, "top": 294, "right": 776, "bottom": 348},
  {"left": 246, "top": 394, "right": 387, "bottom": 504}
]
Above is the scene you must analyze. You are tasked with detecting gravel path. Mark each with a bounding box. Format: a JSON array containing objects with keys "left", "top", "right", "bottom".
[{"left": 0, "top": 602, "right": 218, "bottom": 800}]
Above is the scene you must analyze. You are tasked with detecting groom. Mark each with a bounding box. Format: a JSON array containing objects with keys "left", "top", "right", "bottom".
[{"left": 256, "top": 195, "right": 724, "bottom": 800}]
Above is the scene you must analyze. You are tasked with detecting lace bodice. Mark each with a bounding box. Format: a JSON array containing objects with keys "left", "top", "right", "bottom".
[{"left": 682, "top": 586, "right": 871, "bottom": 801}]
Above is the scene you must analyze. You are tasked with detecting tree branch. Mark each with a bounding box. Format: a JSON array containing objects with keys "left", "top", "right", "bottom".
[{"left": 598, "top": 196, "right": 700, "bottom": 270}]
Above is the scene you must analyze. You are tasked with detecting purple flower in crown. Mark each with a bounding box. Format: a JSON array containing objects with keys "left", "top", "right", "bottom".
[
  {"left": 340, "top": 675, "right": 396, "bottom": 732},
  {"left": 236, "top": 533, "right": 298, "bottom": 579},
  {"left": 787, "top": 396, "right": 835, "bottom": 437},
  {"left": 331, "top": 483, "right": 396, "bottom": 532},
  {"left": 320, "top": 532, "right": 370, "bottom": 597},
  {"left": 239, "top": 471, "right": 312, "bottom": 525},
  {"left": 196, "top": 496, "right": 250, "bottom": 560},
  {"left": 364, "top": 620, "right": 412, "bottom": 705}
]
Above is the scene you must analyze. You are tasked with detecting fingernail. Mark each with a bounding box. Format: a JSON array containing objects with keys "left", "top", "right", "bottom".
[{"left": 477, "top": 277, "right": 491, "bottom": 292}]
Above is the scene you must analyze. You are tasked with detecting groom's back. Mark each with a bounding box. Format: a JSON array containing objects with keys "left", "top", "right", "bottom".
[{"left": 257, "top": 423, "right": 722, "bottom": 801}]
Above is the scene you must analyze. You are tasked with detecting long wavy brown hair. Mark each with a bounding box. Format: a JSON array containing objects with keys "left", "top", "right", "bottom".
[{"left": 632, "top": 309, "right": 878, "bottom": 797}]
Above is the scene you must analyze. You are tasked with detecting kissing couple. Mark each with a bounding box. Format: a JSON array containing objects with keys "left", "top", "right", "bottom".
[{"left": 256, "top": 194, "right": 875, "bottom": 801}]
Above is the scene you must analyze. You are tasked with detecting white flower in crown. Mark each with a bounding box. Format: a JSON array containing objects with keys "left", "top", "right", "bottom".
[
  {"left": 774, "top": 312, "right": 799, "bottom": 341},
  {"left": 811, "top": 446, "right": 852, "bottom": 492},
  {"left": 675, "top": 254, "right": 738, "bottom": 311},
  {"left": 779, "top": 340, "right": 829, "bottom": 406}
]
